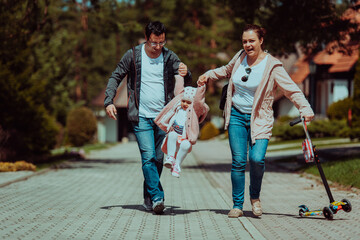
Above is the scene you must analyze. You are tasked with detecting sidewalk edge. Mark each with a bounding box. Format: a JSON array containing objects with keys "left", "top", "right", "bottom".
[{"left": 0, "top": 168, "right": 52, "bottom": 188}]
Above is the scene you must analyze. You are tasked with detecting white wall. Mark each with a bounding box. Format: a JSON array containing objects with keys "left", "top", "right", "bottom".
[
  {"left": 278, "top": 99, "right": 299, "bottom": 117},
  {"left": 97, "top": 121, "right": 106, "bottom": 143},
  {"left": 105, "top": 117, "right": 118, "bottom": 143},
  {"left": 331, "top": 79, "right": 349, "bottom": 103}
]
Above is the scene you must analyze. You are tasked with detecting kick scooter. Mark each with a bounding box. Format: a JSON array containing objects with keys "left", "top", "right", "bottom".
[{"left": 289, "top": 117, "right": 352, "bottom": 220}]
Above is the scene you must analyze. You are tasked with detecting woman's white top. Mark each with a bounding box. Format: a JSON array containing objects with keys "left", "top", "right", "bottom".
[{"left": 232, "top": 55, "right": 268, "bottom": 114}]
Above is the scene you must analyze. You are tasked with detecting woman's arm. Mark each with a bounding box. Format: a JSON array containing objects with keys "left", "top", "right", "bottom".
[
  {"left": 274, "top": 66, "right": 314, "bottom": 121},
  {"left": 193, "top": 85, "right": 206, "bottom": 112},
  {"left": 197, "top": 50, "right": 243, "bottom": 87},
  {"left": 197, "top": 50, "right": 244, "bottom": 87}
]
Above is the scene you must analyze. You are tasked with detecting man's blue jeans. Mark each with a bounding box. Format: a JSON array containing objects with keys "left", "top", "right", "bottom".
[
  {"left": 228, "top": 107, "right": 268, "bottom": 210},
  {"left": 132, "top": 117, "right": 166, "bottom": 203}
]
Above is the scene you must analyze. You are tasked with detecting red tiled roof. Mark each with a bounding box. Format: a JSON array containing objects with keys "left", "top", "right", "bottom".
[
  {"left": 329, "top": 49, "right": 359, "bottom": 72},
  {"left": 290, "top": 43, "right": 358, "bottom": 84},
  {"left": 289, "top": 56, "right": 310, "bottom": 84},
  {"left": 289, "top": 1, "right": 360, "bottom": 83}
]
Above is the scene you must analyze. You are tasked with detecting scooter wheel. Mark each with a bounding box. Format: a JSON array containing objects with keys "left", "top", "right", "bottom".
[
  {"left": 323, "top": 207, "right": 333, "bottom": 220},
  {"left": 341, "top": 198, "right": 352, "bottom": 212},
  {"left": 299, "top": 209, "right": 305, "bottom": 217}
]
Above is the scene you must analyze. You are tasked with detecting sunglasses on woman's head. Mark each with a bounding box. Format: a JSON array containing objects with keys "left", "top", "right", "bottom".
[{"left": 241, "top": 67, "right": 252, "bottom": 82}]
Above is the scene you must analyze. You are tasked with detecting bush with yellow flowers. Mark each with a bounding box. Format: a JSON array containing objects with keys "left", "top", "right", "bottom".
[
  {"left": 199, "top": 121, "right": 220, "bottom": 140},
  {"left": 0, "top": 161, "right": 36, "bottom": 172}
]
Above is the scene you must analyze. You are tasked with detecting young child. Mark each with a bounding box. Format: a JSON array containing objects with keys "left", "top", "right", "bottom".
[{"left": 155, "top": 77, "right": 209, "bottom": 177}]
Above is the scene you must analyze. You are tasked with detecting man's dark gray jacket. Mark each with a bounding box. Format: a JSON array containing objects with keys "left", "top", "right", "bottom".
[{"left": 104, "top": 43, "right": 192, "bottom": 122}]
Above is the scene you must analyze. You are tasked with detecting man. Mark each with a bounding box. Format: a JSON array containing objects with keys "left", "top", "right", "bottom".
[{"left": 104, "top": 21, "right": 191, "bottom": 214}]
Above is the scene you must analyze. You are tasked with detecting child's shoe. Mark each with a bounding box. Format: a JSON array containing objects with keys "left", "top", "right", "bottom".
[
  {"left": 164, "top": 156, "right": 175, "bottom": 169},
  {"left": 171, "top": 164, "right": 181, "bottom": 178}
]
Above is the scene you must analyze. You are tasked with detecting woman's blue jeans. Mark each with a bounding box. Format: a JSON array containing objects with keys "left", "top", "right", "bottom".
[
  {"left": 228, "top": 107, "right": 268, "bottom": 210},
  {"left": 132, "top": 117, "right": 166, "bottom": 203}
]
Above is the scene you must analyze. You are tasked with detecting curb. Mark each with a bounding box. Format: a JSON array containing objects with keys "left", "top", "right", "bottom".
[{"left": 0, "top": 168, "right": 52, "bottom": 188}]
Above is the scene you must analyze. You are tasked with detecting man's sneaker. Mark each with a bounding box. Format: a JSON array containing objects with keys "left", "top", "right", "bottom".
[
  {"left": 250, "top": 198, "right": 262, "bottom": 216},
  {"left": 152, "top": 200, "right": 165, "bottom": 214},
  {"left": 142, "top": 197, "right": 152, "bottom": 211},
  {"left": 171, "top": 164, "right": 181, "bottom": 178},
  {"left": 164, "top": 156, "right": 175, "bottom": 169}
]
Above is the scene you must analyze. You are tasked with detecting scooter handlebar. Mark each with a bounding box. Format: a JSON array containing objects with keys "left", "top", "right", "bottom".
[{"left": 289, "top": 117, "right": 302, "bottom": 126}]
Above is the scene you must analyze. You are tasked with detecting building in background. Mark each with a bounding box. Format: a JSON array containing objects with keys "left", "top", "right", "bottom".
[
  {"left": 274, "top": 1, "right": 359, "bottom": 118},
  {"left": 92, "top": 79, "right": 134, "bottom": 143}
]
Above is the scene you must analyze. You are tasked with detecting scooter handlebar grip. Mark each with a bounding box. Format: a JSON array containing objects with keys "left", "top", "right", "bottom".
[{"left": 289, "top": 118, "right": 302, "bottom": 126}]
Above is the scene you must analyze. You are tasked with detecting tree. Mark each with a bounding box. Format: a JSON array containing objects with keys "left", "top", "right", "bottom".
[
  {"left": 221, "top": 0, "right": 357, "bottom": 55},
  {"left": 0, "top": 0, "right": 59, "bottom": 160},
  {"left": 1, "top": 0, "right": 357, "bottom": 160},
  {"left": 350, "top": 48, "right": 360, "bottom": 139}
]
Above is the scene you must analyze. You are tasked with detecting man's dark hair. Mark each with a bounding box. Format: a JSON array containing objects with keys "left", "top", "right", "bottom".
[{"left": 145, "top": 21, "right": 166, "bottom": 39}]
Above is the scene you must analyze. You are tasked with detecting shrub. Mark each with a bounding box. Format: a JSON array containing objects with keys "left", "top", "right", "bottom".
[
  {"left": 308, "top": 119, "right": 349, "bottom": 138},
  {"left": 272, "top": 118, "right": 351, "bottom": 140},
  {"left": 276, "top": 115, "right": 294, "bottom": 124},
  {"left": 272, "top": 122, "right": 304, "bottom": 140},
  {"left": 0, "top": 161, "right": 36, "bottom": 172},
  {"left": 349, "top": 127, "right": 360, "bottom": 140},
  {"left": 0, "top": 108, "right": 59, "bottom": 161},
  {"left": 14, "top": 161, "right": 36, "bottom": 171},
  {"left": 199, "top": 121, "right": 220, "bottom": 140},
  {"left": 66, "top": 107, "right": 97, "bottom": 147},
  {"left": 327, "top": 97, "right": 352, "bottom": 120},
  {"left": 0, "top": 162, "right": 16, "bottom": 172}
]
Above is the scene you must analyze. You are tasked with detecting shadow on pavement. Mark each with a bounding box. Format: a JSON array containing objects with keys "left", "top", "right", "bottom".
[
  {"left": 317, "top": 146, "right": 360, "bottom": 161},
  {"left": 185, "top": 163, "right": 231, "bottom": 172},
  {"left": 71, "top": 158, "right": 138, "bottom": 164},
  {"left": 51, "top": 158, "right": 138, "bottom": 169},
  {"left": 99, "top": 204, "right": 316, "bottom": 220},
  {"left": 185, "top": 162, "right": 292, "bottom": 173},
  {"left": 100, "top": 204, "right": 233, "bottom": 216}
]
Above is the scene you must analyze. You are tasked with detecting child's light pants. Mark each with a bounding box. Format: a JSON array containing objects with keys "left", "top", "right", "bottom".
[{"left": 167, "top": 131, "right": 191, "bottom": 167}]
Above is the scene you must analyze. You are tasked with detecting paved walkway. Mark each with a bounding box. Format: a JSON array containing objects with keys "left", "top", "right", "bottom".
[{"left": 0, "top": 139, "right": 359, "bottom": 239}]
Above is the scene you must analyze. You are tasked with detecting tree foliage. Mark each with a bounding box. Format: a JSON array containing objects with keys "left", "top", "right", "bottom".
[
  {"left": 327, "top": 97, "right": 353, "bottom": 120},
  {"left": 0, "top": 0, "right": 59, "bottom": 160},
  {"left": 350, "top": 48, "right": 360, "bottom": 139}
]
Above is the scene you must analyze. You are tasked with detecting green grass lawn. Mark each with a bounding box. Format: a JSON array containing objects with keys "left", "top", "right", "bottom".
[
  {"left": 51, "top": 142, "right": 117, "bottom": 155},
  {"left": 81, "top": 142, "right": 117, "bottom": 153},
  {"left": 266, "top": 137, "right": 360, "bottom": 189},
  {"left": 36, "top": 142, "right": 118, "bottom": 171},
  {"left": 302, "top": 158, "right": 360, "bottom": 189}
]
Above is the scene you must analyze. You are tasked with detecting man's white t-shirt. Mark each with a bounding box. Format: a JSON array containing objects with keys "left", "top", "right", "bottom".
[
  {"left": 139, "top": 45, "right": 165, "bottom": 118},
  {"left": 232, "top": 55, "right": 268, "bottom": 114}
]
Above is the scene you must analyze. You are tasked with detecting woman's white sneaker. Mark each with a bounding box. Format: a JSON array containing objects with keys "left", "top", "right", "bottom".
[{"left": 250, "top": 198, "right": 262, "bottom": 216}]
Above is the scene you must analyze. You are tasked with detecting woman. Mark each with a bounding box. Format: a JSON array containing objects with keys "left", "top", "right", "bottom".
[{"left": 198, "top": 24, "right": 314, "bottom": 218}]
